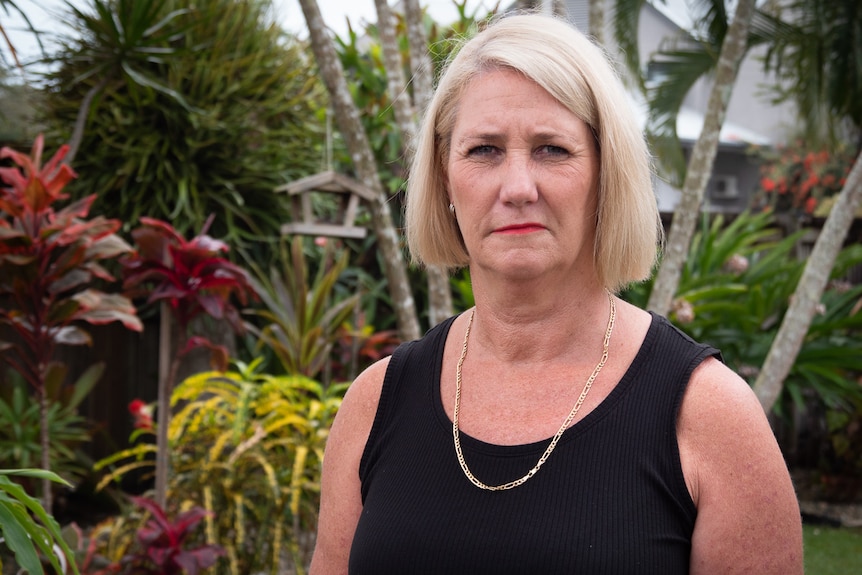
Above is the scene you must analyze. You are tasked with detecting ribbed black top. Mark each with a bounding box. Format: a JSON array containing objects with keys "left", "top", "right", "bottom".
[{"left": 349, "top": 312, "right": 718, "bottom": 574}]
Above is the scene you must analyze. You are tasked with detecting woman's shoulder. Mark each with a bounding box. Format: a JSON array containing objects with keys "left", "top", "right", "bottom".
[
  {"left": 338, "top": 356, "right": 392, "bottom": 426},
  {"left": 678, "top": 357, "right": 767, "bottom": 482},
  {"left": 679, "top": 357, "right": 803, "bottom": 572}
]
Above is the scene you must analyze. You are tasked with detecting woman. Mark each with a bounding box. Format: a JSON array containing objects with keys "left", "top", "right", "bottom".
[{"left": 310, "top": 13, "right": 803, "bottom": 574}]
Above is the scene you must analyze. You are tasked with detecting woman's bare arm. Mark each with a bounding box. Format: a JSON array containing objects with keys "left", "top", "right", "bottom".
[
  {"left": 679, "top": 357, "right": 803, "bottom": 574},
  {"left": 309, "top": 357, "right": 390, "bottom": 574}
]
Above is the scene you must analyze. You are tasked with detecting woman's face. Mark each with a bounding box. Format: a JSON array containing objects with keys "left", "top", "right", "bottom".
[{"left": 445, "top": 68, "right": 600, "bottom": 283}]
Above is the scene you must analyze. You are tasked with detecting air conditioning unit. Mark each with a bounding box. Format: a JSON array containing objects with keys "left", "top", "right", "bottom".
[{"left": 711, "top": 174, "right": 739, "bottom": 200}]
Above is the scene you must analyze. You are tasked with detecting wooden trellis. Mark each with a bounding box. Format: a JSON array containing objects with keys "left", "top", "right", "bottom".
[{"left": 275, "top": 170, "right": 376, "bottom": 239}]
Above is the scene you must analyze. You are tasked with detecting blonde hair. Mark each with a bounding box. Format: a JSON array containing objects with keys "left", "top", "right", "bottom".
[{"left": 405, "top": 13, "right": 661, "bottom": 291}]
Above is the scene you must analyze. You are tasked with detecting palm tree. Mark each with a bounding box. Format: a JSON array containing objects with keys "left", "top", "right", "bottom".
[
  {"left": 751, "top": 0, "right": 862, "bottom": 411},
  {"left": 612, "top": 0, "right": 862, "bottom": 412},
  {"left": 50, "top": 0, "right": 196, "bottom": 166},
  {"left": 589, "top": 0, "right": 606, "bottom": 45},
  {"left": 42, "top": 0, "right": 324, "bottom": 251},
  {"left": 375, "top": 0, "right": 454, "bottom": 326},
  {"left": 640, "top": 0, "right": 759, "bottom": 315}
]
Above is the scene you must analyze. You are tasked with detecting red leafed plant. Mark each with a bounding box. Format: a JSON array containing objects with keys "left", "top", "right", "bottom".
[
  {"left": 0, "top": 135, "right": 142, "bottom": 511},
  {"left": 118, "top": 496, "right": 224, "bottom": 574},
  {"left": 121, "top": 216, "right": 255, "bottom": 508}
]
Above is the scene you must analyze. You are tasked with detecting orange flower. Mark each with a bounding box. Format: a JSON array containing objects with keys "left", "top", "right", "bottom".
[{"left": 801, "top": 173, "right": 819, "bottom": 195}]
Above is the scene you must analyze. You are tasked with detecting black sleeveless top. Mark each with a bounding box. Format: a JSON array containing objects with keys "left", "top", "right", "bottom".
[{"left": 349, "top": 312, "right": 719, "bottom": 574}]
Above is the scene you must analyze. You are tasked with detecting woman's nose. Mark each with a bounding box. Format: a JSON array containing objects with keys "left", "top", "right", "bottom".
[{"left": 499, "top": 153, "right": 539, "bottom": 206}]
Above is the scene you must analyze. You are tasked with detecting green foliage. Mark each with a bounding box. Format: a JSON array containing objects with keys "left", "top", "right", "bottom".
[
  {"left": 245, "top": 237, "right": 359, "bottom": 383},
  {"left": 755, "top": 0, "right": 862, "bottom": 142},
  {"left": 95, "top": 362, "right": 346, "bottom": 574},
  {"left": 622, "top": 211, "right": 862, "bottom": 412},
  {"left": 0, "top": 381, "right": 92, "bottom": 484},
  {"left": 0, "top": 76, "right": 39, "bottom": 143},
  {"left": 332, "top": 2, "right": 492, "bottom": 327},
  {"left": 121, "top": 215, "right": 257, "bottom": 508},
  {"left": 0, "top": 468, "right": 80, "bottom": 575},
  {"left": 822, "top": 398, "right": 862, "bottom": 481},
  {"left": 40, "top": 0, "right": 326, "bottom": 254}
]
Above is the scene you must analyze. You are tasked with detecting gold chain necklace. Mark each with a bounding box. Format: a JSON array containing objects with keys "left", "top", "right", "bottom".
[{"left": 453, "top": 291, "right": 616, "bottom": 491}]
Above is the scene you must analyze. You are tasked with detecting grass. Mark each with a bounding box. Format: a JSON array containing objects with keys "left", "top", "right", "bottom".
[{"left": 803, "top": 524, "right": 862, "bottom": 575}]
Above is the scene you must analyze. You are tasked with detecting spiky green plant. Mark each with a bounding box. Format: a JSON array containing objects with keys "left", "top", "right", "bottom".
[
  {"left": 245, "top": 237, "right": 359, "bottom": 383},
  {"left": 40, "top": 0, "right": 326, "bottom": 257}
]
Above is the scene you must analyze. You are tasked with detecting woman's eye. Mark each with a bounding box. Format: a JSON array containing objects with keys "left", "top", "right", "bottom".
[
  {"left": 467, "top": 144, "right": 498, "bottom": 156},
  {"left": 538, "top": 144, "right": 569, "bottom": 156}
]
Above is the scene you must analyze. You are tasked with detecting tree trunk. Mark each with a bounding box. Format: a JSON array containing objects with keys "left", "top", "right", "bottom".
[
  {"left": 647, "top": 0, "right": 757, "bottom": 315},
  {"left": 398, "top": 0, "right": 454, "bottom": 326},
  {"left": 589, "top": 0, "right": 606, "bottom": 46},
  {"left": 404, "top": 0, "right": 432, "bottom": 110},
  {"left": 298, "top": 0, "right": 420, "bottom": 341},
  {"left": 39, "top": 387, "right": 52, "bottom": 513},
  {"left": 753, "top": 151, "right": 862, "bottom": 412},
  {"left": 375, "top": 0, "right": 415, "bottom": 147},
  {"left": 154, "top": 301, "right": 172, "bottom": 509}
]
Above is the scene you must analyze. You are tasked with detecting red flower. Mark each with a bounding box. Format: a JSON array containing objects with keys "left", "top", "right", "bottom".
[
  {"left": 805, "top": 196, "right": 817, "bottom": 214},
  {"left": 760, "top": 177, "right": 776, "bottom": 192},
  {"left": 129, "top": 399, "right": 154, "bottom": 430},
  {"left": 800, "top": 173, "right": 819, "bottom": 195}
]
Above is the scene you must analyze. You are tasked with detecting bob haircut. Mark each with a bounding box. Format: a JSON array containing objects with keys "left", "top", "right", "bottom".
[{"left": 405, "top": 13, "right": 662, "bottom": 292}]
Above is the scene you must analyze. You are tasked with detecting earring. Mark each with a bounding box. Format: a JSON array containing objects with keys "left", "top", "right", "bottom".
[{"left": 448, "top": 203, "right": 456, "bottom": 217}]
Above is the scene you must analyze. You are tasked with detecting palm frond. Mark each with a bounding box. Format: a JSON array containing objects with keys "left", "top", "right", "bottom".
[{"left": 645, "top": 42, "right": 718, "bottom": 183}]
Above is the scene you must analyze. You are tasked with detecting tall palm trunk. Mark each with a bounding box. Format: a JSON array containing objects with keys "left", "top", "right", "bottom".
[
  {"left": 647, "top": 0, "right": 757, "bottom": 315},
  {"left": 754, "top": 151, "right": 862, "bottom": 412},
  {"left": 589, "top": 0, "right": 606, "bottom": 46},
  {"left": 381, "top": 0, "right": 454, "bottom": 326},
  {"left": 298, "top": 0, "right": 420, "bottom": 341}
]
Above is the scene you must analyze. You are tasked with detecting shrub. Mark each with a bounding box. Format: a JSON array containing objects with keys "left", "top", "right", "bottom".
[
  {"left": 622, "top": 211, "right": 862, "bottom": 413},
  {"left": 96, "top": 361, "right": 346, "bottom": 574}
]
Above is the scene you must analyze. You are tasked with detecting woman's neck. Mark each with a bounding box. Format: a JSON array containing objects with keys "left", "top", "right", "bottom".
[{"left": 467, "top": 278, "right": 613, "bottom": 364}]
